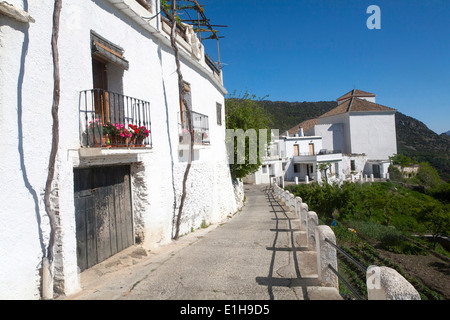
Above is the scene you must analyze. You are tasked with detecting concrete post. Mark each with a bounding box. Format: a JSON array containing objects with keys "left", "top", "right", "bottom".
[
  {"left": 370, "top": 174, "right": 374, "bottom": 182},
  {"left": 289, "top": 193, "right": 295, "bottom": 212},
  {"left": 295, "top": 176, "right": 298, "bottom": 185},
  {"left": 295, "top": 197, "right": 302, "bottom": 218},
  {"left": 305, "top": 175, "right": 309, "bottom": 184},
  {"left": 284, "top": 191, "right": 289, "bottom": 206},
  {"left": 366, "top": 266, "right": 421, "bottom": 300},
  {"left": 307, "top": 211, "right": 318, "bottom": 250},
  {"left": 315, "top": 225, "right": 339, "bottom": 289},
  {"left": 300, "top": 203, "right": 308, "bottom": 231}
]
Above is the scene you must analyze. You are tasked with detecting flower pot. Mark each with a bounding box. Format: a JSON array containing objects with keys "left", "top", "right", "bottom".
[
  {"left": 111, "top": 135, "right": 131, "bottom": 147},
  {"left": 90, "top": 133, "right": 110, "bottom": 148},
  {"left": 132, "top": 136, "right": 146, "bottom": 148}
]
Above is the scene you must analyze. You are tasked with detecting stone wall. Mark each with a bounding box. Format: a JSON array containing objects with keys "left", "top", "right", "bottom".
[{"left": 273, "top": 182, "right": 420, "bottom": 300}]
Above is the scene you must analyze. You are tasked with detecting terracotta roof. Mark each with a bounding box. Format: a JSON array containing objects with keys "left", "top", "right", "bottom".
[
  {"left": 337, "top": 89, "right": 376, "bottom": 101},
  {"left": 287, "top": 118, "right": 318, "bottom": 135},
  {"left": 320, "top": 97, "right": 396, "bottom": 118}
]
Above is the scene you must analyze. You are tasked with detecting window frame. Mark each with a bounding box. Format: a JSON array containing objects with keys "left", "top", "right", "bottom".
[{"left": 216, "top": 102, "right": 222, "bottom": 126}]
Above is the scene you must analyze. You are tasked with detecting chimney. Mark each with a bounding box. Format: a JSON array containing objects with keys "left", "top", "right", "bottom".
[{"left": 299, "top": 128, "right": 304, "bottom": 136}]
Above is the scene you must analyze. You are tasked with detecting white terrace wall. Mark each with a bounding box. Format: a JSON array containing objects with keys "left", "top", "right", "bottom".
[{"left": 272, "top": 183, "right": 420, "bottom": 300}]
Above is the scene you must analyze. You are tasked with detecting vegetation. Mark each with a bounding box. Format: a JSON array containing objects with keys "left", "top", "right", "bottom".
[
  {"left": 286, "top": 180, "right": 449, "bottom": 299},
  {"left": 287, "top": 181, "right": 449, "bottom": 249},
  {"left": 395, "top": 112, "right": 450, "bottom": 182},
  {"left": 225, "top": 92, "right": 273, "bottom": 180},
  {"left": 333, "top": 224, "right": 444, "bottom": 300}
]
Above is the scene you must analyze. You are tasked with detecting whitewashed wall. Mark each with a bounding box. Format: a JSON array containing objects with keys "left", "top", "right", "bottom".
[
  {"left": 317, "top": 113, "right": 351, "bottom": 154},
  {"left": 311, "top": 123, "right": 344, "bottom": 153},
  {"left": 348, "top": 112, "right": 397, "bottom": 161},
  {"left": 0, "top": 2, "right": 56, "bottom": 300},
  {"left": 0, "top": 0, "right": 241, "bottom": 299}
]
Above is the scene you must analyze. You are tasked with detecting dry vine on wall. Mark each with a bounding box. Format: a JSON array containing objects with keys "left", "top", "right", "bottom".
[
  {"left": 42, "top": 0, "right": 62, "bottom": 299},
  {"left": 169, "top": 0, "right": 194, "bottom": 240}
]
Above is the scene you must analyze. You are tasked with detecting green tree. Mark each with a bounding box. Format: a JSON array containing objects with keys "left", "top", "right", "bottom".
[
  {"left": 317, "top": 162, "right": 332, "bottom": 184},
  {"left": 417, "top": 162, "right": 442, "bottom": 188},
  {"left": 418, "top": 203, "right": 450, "bottom": 248},
  {"left": 390, "top": 154, "right": 414, "bottom": 169},
  {"left": 225, "top": 92, "right": 273, "bottom": 180}
]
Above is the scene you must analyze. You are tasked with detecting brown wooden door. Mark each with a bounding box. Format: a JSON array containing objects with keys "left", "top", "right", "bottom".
[
  {"left": 293, "top": 145, "right": 299, "bottom": 156},
  {"left": 74, "top": 165, "right": 133, "bottom": 271},
  {"left": 309, "top": 143, "right": 314, "bottom": 155},
  {"left": 92, "top": 59, "right": 110, "bottom": 122}
]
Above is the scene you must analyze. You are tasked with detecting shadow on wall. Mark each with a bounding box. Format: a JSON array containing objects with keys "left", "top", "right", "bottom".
[{"left": 14, "top": 0, "right": 46, "bottom": 258}]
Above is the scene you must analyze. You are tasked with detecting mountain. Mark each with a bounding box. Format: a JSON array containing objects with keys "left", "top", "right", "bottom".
[
  {"left": 260, "top": 100, "right": 338, "bottom": 134},
  {"left": 396, "top": 113, "right": 450, "bottom": 182},
  {"left": 254, "top": 99, "right": 450, "bottom": 182},
  {"left": 444, "top": 130, "right": 450, "bottom": 136}
]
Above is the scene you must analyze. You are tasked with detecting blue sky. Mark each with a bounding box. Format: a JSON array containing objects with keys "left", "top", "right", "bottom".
[{"left": 198, "top": 0, "right": 450, "bottom": 134}]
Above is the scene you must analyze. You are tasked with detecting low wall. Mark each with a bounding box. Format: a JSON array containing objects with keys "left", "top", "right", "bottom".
[{"left": 272, "top": 182, "right": 421, "bottom": 300}]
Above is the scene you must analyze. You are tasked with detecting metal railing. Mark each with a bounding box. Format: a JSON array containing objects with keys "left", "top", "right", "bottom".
[
  {"left": 79, "top": 89, "right": 152, "bottom": 148},
  {"left": 178, "top": 110, "right": 210, "bottom": 145},
  {"left": 325, "top": 238, "right": 367, "bottom": 300},
  {"left": 318, "top": 149, "right": 342, "bottom": 155}
]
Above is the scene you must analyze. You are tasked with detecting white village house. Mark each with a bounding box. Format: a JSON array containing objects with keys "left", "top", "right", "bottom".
[
  {"left": 246, "top": 89, "right": 397, "bottom": 184},
  {"left": 0, "top": 0, "right": 243, "bottom": 299}
]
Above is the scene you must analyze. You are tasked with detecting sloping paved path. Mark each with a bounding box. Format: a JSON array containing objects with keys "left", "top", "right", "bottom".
[{"left": 66, "top": 184, "right": 341, "bottom": 300}]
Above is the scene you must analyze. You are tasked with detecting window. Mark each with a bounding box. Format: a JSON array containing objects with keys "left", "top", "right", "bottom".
[
  {"left": 351, "top": 160, "right": 356, "bottom": 171},
  {"left": 216, "top": 103, "right": 222, "bottom": 125}
]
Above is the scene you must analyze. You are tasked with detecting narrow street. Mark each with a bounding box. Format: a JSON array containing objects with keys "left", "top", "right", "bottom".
[{"left": 65, "top": 184, "right": 340, "bottom": 300}]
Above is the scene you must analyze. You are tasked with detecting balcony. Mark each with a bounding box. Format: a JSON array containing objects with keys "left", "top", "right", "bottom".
[
  {"left": 79, "top": 89, "right": 152, "bottom": 149},
  {"left": 293, "top": 150, "right": 342, "bottom": 163},
  {"left": 178, "top": 110, "right": 210, "bottom": 146}
]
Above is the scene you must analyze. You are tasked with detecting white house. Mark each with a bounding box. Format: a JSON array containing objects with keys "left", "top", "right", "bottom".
[
  {"left": 291, "top": 89, "right": 397, "bottom": 180},
  {"left": 242, "top": 134, "right": 287, "bottom": 185},
  {"left": 0, "top": 0, "right": 243, "bottom": 299},
  {"left": 245, "top": 89, "right": 397, "bottom": 184}
]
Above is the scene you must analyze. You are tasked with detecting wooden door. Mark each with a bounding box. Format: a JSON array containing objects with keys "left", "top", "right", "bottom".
[
  {"left": 74, "top": 165, "right": 133, "bottom": 272},
  {"left": 293, "top": 145, "right": 299, "bottom": 156},
  {"left": 92, "top": 59, "right": 110, "bottom": 122},
  {"left": 309, "top": 143, "right": 314, "bottom": 156}
]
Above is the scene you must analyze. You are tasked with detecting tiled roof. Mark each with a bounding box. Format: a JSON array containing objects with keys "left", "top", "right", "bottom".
[
  {"left": 287, "top": 118, "right": 318, "bottom": 135},
  {"left": 319, "top": 97, "right": 396, "bottom": 118},
  {"left": 287, "top": 89, "right": 396, "bottom": 136},
  {"left": 337, "top": 89, "right": 376, "bottom": 101}
]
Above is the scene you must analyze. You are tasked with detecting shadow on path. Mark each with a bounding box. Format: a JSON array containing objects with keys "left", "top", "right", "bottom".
[{"left": 256, "top": 186, "right": 318, "bottom": 300}]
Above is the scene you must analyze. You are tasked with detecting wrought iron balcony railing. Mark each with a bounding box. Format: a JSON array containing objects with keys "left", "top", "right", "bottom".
[
  {"left": 178, "top": 110, "right": 210, "bottom": 145},
  {"left": 79, "top": 89, "right": 152, "bottom": 148}
]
